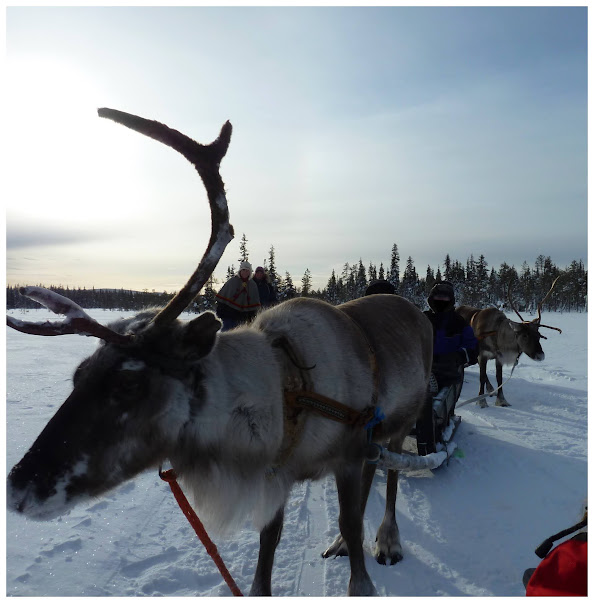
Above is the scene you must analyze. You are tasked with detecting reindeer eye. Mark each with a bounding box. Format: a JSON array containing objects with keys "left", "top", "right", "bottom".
[{"left": 112, "top": 371, "right": 146, "bottom": 404}]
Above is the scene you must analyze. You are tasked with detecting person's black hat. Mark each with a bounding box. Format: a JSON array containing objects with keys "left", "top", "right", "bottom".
[
  {"left": 428, "top": 281, "right": 455, "bottom": 312},
  {"left": 365, "top": 279, "right": 396, "bottom": 296}
]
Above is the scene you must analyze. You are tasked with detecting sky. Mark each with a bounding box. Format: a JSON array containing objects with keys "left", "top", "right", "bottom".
[{"left": 4, "top": 5, "right": 588, "bottom": 292}]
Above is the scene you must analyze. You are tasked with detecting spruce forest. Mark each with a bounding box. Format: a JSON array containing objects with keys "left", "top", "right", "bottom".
[{"left": 6, "top": 239, "right": 587, "bottom": 314}]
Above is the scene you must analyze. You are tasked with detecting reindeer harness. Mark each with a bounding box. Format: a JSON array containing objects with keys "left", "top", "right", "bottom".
[{"left": 269, "top": 314, "right": 383, "bottom": 472}]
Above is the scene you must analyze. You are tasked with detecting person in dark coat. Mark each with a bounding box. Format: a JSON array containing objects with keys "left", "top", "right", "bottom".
[
  {"left": 215, "top": 261, "right": 261, "bottom": 331},
  {"left": 416, "top": 281, "right": 478, "bottom": 455},
  {"left": 424, "top": 281, "right": 478, "bottom": 391},
  {"left": 252, "top": 266, "right": 277, "bottom": 308}
]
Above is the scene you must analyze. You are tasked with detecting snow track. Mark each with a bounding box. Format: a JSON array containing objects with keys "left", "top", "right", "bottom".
[{"left": 6, "top": 310, "right": 587, "bottom": 596}]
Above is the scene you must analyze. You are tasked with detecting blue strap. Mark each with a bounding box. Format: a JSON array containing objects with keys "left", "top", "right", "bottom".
[{"left": 364, "top": 406, "right": 385, "bottom": 431}]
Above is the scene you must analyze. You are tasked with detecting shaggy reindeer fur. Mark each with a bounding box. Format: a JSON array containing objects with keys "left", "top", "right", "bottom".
[{"left": 8, "top": 294, "right": 432, "bottom": 596}]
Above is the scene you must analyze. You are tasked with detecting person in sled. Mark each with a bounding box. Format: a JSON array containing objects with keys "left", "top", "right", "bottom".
[
  {"left": 215, "top": 261, "right": 261, "bottom": 331},
  {"left": 252, "top": 266, "right": 278, "bottom": 308},
  {"left": 416, "top": 281, "right": 478, "bottom": 455}
]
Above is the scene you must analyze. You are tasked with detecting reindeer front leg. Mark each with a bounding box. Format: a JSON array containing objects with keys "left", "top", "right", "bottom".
[
  {"left": 477, "top": 357, "right": 489, "bottom": 408},
  {"left": 495, "top": 360, "right": 511, "bottom": 407},
  {"left": 322, "top": 459, "right": 376, "bottom": 559},
  {"left": 249, "top": 507, "right": 284, "bottom": 596},
  {"left": 374, "top": 439, "right": 404, "bottom": 565},
  {"left": 335, "top": 463, "right": 377, "bottom": 596}
]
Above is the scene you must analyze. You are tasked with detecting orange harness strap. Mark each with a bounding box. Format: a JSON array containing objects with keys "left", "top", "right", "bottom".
[
  {"left": 477, "top": 330, "right": 498, "bottom": 340},
  {"left": 469, "top": 312, "right": 498, "bottom": 341},
  {"left": 284, "top": 390, "right": 375, "bottom": 427},
  {"left": 159, "top": 468, "right": 243, "bottom": 596}
]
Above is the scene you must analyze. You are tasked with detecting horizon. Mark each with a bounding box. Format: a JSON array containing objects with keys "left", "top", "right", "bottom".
[
  {"left": 5, "top": 6, "right": 587, "bottom": 291},
  {"left": 6, "top": 249, "right": 584, "bottom": 294}
]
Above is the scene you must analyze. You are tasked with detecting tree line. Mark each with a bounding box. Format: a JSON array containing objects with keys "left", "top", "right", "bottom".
[
  {"left": 227, "top": 237, "right": 586, "bottom": 313},
  {"left": 7, "top": 237, "right": 587, "bottom": 314},
  {"left": 6, "top": 286, "right": 175, "bottom": 312}
]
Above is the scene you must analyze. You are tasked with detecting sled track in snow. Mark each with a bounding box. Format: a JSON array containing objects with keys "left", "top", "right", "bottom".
[{"left": 289, "top": 479, "right": 330, "bottom": 595}]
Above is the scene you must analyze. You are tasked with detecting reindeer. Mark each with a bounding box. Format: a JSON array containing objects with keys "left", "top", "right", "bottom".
[
  {"left": 456, "top": 278, "right": 561, "bottom": 408},
  {"left": 7, "top": 109, "right": 433, "bottom": 596}
]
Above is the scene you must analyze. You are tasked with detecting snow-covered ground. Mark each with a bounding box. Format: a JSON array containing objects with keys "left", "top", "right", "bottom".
[{"left": 6, "top": 308, "right": 587, "bottom": 596}]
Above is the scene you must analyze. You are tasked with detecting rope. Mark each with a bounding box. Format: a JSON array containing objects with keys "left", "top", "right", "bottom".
[
  {"left": 159, "top": 467, "right": 243, "bottom": 596},
  {"left": 456, "top": 357, "right": 519, "bottom": 409}
]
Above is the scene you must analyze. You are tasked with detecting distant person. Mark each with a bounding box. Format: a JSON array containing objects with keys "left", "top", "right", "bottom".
[
  {"left": 215, "top": 261, "right": 261, "bottom": 331},
  {"left": 252, "top": 266, "right": 277, "bottom": 308},
  {"left": 364, "top": 279, "right": 396, "bottom": 296}
]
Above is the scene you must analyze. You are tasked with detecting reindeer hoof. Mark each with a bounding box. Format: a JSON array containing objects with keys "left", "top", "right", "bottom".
[
  {"left": 477, "top": 399, "right": 489, "bottom": 408},
  {"left": 495, "top": 399, "right": 511, "bottom": 407},
  {"left": 322, "top": 534, "right": 349, "bottom": 558},
  {"left": 375, "top": 550, "right": 403, "bottom": 565}
]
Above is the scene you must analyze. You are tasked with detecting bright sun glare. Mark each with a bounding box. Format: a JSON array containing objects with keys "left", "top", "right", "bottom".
[{"left": 6, "top": 57, "right": 144, "bottom": 224}]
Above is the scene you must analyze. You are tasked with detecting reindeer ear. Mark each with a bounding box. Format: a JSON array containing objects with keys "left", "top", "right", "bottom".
[
  {"left": 181, "top": 312, "right": 222, "bottom": 361},
  {"left": 508, "top": 320, "right": 522, "bottom": 332}
]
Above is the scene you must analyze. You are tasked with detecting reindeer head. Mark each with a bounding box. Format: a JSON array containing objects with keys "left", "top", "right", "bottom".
[
  {"left": 507, "top": 320, "right": 546, "bottom": 361},
  {"left": 506, "top": 276, "right": 562, "bottom": 361},
  {"left": 7, "top": 110, "right": 233, "bottom": 520}
]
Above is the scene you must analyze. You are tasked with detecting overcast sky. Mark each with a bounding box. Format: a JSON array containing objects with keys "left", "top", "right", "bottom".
[{"left": 5, "top": 5, "right": 587, "bottom": 292}]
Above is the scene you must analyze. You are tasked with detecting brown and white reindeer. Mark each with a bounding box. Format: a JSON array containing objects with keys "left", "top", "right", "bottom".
[
  {"left": 456, "top": 278, "right": 561, "bottom": 408},
  {"left": 6, "top": 109, "right": 433, "bottom": 596}
]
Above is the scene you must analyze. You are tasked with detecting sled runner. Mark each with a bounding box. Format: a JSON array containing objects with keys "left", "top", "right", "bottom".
[{"left": 365, "top": 380, "right": 463, "bottom": 472}]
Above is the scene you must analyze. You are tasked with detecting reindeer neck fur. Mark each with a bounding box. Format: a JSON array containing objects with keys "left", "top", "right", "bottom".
[
  {"left": 167, "top": 326, "right": 288, "bottom": 534},
  {"left": 496, "top": 320, "right": 522, "bottom": 365},
  {"left": 478, "top": 310, "right": 521, "bottom": 365}
]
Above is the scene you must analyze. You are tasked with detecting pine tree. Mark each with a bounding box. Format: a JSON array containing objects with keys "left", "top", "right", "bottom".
[
  {"left": 449, "top": 260, "right": 465, "bottom": 302},
  {"left": 474, "top": 255, "right": 489, "bottom": 306},
  {"left": 435, "top": 267, "right": 442, "bottom": 282},
  {"left": 489, "top": 268, "right": 499, "bottom": 307},
  {"left": 541, "top": 256, "right": 560, "bottom": 311},
  {"left": 282, "top": 272, "right": 297, "bottom": 300},
  {"left": 326, "top": 270, "right": 338, "bottom": 305},
  {"left": 401, "top": 256, "right": 418, "bottom": 299},
  {"left": 301, "top": 268, "right": 312, "bottom": 297},
  {"left": 443, "top": 254, "right": 452, "bottom": 282},
  {"left": 464, "top": 254, "right": 477, "bottom": 306},
  {"left": 356, "top": 259, "right": 367, "bottom": 297},
  {"left": 425, "top": 265, "right": 436, "bottom": 295},
  {"left": 388, "top": 244, "right": 400, "bottom": 291},
  {"left": 564, "top": 260, "right": 587, "bottom": 311},
  {"left": 519, "top": 261, "right": 534, "bottom": 312},
  {"left": 197, "top": 274, "right": 217, "bottom": 312},
  {"left": 238, "top": 233, "right": 249, "bottom": 263},
  {"left": 378, "top": 262, "right": 385, "bottom": 281},
  {"left": 267, "top": 245, "right": 278, "bottom": 287},
  {"left": 499, "top": 262, "right": 520, "bottom": 310}
]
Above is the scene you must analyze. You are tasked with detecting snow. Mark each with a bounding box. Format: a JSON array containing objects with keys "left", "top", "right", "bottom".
[{"left": 6, "top": 309, "right": 587, "bottom": 596}]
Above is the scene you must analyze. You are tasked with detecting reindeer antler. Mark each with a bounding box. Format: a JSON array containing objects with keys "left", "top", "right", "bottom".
[
  {"left": 7, "top": 287, "right": 132, "bottom": 345},
  {"left": 506, "top": 276, "right": 562, "bottom": 334},
  {"left": 536, "top": 275, "right": 561, "bottom": 323},
  {"left": 97, "top": 109, "right": 234, "bottom": 326},
  {"left": 7, "top": 110, "right": 235, "bottom": 341},
  {"left": 535, "top": 275, "right": 563, "bottom": 333},
  {"left": 506, "top": 279, "right": 525, "bottom": 322}
]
